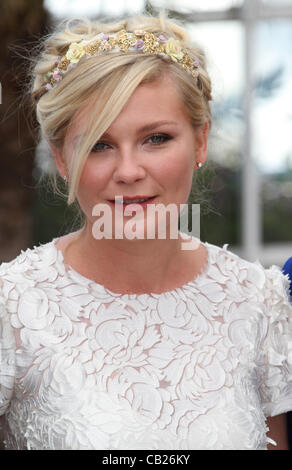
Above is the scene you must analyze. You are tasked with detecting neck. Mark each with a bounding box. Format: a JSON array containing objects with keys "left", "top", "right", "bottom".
[{"left": 63, "top": 224, "right": 192, "bottom": 294}]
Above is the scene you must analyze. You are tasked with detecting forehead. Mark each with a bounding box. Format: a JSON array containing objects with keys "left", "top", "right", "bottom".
[
  {"left": 113, "top": 75, "right": 187, "bottom": 123},
  {"left": 82, "top": 75, "right": 188, "bottom": 129},
  {"left": 67, "top": 75, "right": 191, "bottom": 149}
]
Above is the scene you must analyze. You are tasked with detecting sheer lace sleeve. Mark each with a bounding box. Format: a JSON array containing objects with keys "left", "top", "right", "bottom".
[
  {"left": 257, "top": 265, "right": 292, "bottom": 417},
  {"left": 0, "top": 277, "right": 16, "bottom": 416}
]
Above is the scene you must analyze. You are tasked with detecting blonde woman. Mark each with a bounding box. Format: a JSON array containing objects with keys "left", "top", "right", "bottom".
[{"left": 0, "top": 13, "right": 291, "bottom": 450}]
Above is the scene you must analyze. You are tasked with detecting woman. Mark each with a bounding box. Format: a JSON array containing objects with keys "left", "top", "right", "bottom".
[{"left": 0, "top": 13, "right": 291, "bottom": 450}]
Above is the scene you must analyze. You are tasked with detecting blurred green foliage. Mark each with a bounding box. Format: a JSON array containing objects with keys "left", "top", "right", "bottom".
[
  {"left": 188, "top": 161, "right": 241, "bottom": 246},
  {"left": 262, "top": 170, "right": 292, "bottom": 243},
  {"left": 32, "top": 177, "right": 84, "bottom": 245}
]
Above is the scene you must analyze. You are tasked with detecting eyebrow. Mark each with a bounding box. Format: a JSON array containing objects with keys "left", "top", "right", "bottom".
[
  {"left": 101, "top": 120, "right": 179, "bottom": 139},
  {"left": 72, "top": 121, "right": 178, "bottom": 145}
]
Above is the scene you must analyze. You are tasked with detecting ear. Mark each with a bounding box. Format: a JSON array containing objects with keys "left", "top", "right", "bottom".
[
  {"left": 49, "top": 143, "right": 67, "bottom": 179},
  {"left": 194, "top": 121, "right": 209, "bottom": 167}
]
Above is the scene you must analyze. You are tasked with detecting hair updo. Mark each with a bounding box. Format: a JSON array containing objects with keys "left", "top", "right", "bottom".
[{"left": 29, "top": 12, "right": 212, "bottom": 204}]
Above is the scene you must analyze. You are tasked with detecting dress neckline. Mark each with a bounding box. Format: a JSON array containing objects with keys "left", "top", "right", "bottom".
[{"left": 50, "top": 236, "right": 211, "bottom": 297}]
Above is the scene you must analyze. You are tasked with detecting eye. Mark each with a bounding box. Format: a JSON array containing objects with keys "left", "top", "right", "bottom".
[
  {"left": 146, "top": 134, "right": 172, "bottom": 145},
  {"left": 91, "top": 141, "right": 110, "bottom": 153}
]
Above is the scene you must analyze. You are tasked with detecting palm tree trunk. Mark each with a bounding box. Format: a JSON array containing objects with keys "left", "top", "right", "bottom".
[{"left": 0, "top": 0, "right": 50, "bottom": 262}]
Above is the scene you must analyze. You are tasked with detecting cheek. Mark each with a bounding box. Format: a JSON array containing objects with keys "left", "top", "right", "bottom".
[
  {"left": 165, "top": 150, "right": 194, "bottom": 192},
  {"left": 78, "top": 159, "right": 110, "bottom": 191},
  {"left": 76, "top": 159, "right": 112, "bottom": 210}
]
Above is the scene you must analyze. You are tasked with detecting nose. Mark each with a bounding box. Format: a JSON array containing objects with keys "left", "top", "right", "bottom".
[{"left": 113, "top": 148, "right": 146, "bottom": 185}]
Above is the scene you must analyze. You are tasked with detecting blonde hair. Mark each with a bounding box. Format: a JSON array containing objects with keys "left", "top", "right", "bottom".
[{"left": 29, "top": 13, "right": 212, "bottom": 205}]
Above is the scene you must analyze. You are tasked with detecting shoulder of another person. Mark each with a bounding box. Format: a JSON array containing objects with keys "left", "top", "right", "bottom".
[{"left": 283, "top": 257, "right": 292, "bottom": 278}]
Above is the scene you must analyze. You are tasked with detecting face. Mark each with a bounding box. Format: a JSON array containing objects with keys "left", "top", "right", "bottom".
[{"left": 54, "top": 75, "right": 208, "bottom": 240}]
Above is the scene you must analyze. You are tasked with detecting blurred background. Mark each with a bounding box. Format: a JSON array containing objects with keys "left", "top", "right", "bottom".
[{"left": 0, "top": 0, "right": 292, "bottom": 449}]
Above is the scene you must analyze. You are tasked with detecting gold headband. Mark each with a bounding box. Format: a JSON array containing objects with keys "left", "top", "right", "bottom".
[{"left": 43, "top": 29, "right": 200, "bottom": 93}]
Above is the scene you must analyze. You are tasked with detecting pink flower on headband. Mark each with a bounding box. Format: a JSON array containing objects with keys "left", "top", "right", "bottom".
[
  {"left": 158, "top": 34, "right": 167, "bottom": 43},
  {"left": 53, "top": 69, "right": 63, "bottom": 81},
  {"left": 100, "top": 40, "right": 112, "bottom": 51},
  {"left": 135, "top": 40, "right": 145, "bottom": 50},
  {"left": 134, "top": 30, "right": 146, "bottom": 36}
]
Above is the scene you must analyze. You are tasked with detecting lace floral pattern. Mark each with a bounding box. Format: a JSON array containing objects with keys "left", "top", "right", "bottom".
[{"left": 0, "top": 239, "right": 292, "bottom": 449}]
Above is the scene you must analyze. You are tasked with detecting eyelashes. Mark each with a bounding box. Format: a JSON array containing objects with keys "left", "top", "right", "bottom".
[
  {"left": 147, "top": 133, "right": 172, "bottom": 145},
  {"left": 91, "top": 133, "right": 173, "bottom": 153},
  {"left": 91, "top": 142, "right": 110, "bottom": 152}
]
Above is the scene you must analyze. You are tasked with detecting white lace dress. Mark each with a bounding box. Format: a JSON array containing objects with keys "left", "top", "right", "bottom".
[{"left": 0, "top": 239, "right": 292, "bottom": 450}]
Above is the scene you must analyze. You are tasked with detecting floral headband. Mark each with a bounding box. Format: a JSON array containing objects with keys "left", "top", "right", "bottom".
[{"left": 43, "top": 29, "right": 200, "bottom": 93}]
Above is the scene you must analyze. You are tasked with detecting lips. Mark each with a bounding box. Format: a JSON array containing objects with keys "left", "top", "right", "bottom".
[{"left": 108, "top": 196, "right": 156, "bottom": 205}]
